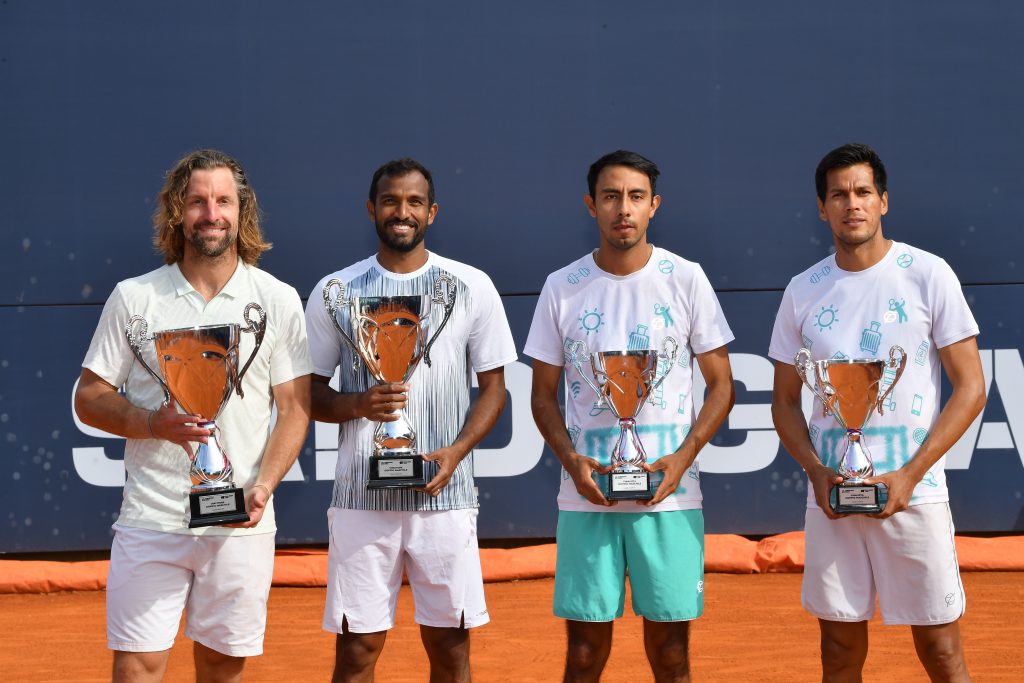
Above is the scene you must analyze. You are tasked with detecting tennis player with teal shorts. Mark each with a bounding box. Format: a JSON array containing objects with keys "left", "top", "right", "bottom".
[{"left": 526, "top": 150, "right": 735, "bottom": 682}]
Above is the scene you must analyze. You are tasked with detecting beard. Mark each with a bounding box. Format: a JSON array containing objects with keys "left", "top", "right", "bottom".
[
  {"left": 376, "top": 217, "right": 427, "bottom": 253},
  {"left": 187, "top": 221, "right": 236, "bottom": 258}
]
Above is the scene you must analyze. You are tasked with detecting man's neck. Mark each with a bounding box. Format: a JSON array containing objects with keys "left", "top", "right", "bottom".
[
  {"left": 377, "top": 244, "right": 429, "bottom": 275},
  {"left": 593, "top": 242, "right": 652, "bottom": 277},
  {"left": 179, "top": 250, "right": 240, "bottom": 302},
  {"left": 834, "top": 237, "right": 892, "bottom": 272}
]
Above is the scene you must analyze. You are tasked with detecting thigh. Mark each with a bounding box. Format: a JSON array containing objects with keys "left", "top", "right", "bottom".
[
  {"left": 553, "top": 511, "right": 626, "bottom": 622},
  {"left": 624, "top": 510, "right": 704, "bottom": 621},
  {"left": 107, "top": 526, "right": 193, "bottom": 653},
  {"left": 185, "top": 531, "right": 276, "bottom": 657},
  {"left": 802, "top": 507, "right": 876, "bottom": 621},
  {"left": 404, "top": 509, "right": 489, "bottom": 629},
  {"left": 867, "top": 503, "right": 965, "bottom": 625},
  {"left": 323, "top": 507, "right": 405, "bottom": 633}
]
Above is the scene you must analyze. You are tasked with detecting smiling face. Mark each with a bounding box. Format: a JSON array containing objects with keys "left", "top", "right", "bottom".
[
  {"left": 367, "top": 171, "right": 438, "bottom": 255},
  {"left": 817, "top": 163, "right": 888, "bottom": 249},
  {"left": 584, "top": 164, "right": 661, "bottom": 253},
  {"left": 181, "top": 167, "right": 240, "bottom": 260}
]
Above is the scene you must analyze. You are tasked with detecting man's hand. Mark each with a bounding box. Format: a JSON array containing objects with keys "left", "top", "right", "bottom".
[
  {"left": 564, "top": 452, "right": 614, "bottom": 507},
  {"left": 357, "top": 383, "right": 409, "bottom": 422},
  {"left": 420, "top": 446, "right": 467, "bottom": 497},
  {"left": 807, "top": 462, "right": 845, "bottom": 519},
  {"left": 225, "top": 483, "right": 272, "bottom": 528},
  {"left": 640, "top": 449, "right": 694, "bottom": 506},
  {"left": 148, "top": 399, "right": 210, "bottom": 459},
  {"left": 863, "top": 467, "right": 917, "bottom": 520}
]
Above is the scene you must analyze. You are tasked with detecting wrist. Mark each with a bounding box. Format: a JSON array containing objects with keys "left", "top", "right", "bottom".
[
  {"left": 146, "top": 409, "right": 157, "bottom": 439},
  {"left": 251, "top": 482, "right": 273, "bottom": 497}
]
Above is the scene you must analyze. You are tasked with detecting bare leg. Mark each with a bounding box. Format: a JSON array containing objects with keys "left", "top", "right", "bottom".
[
  {"left": 112, "top": 650, "right": 171, "bottom": 683},
  {"left": 421, "top": 623, "right": 471, "bottom": 683},
  {"left": 911, "top": 621, "right": 971, "bottom": 682},
  {"left": 332, "top": 616, "right": 388, "bottom": 683},
  {"left": 193, "top": 642, "right": 245, "bottom": 683},
  {"left": 818, "top": 619, "right": 869, "bottom": 683},
  {"left": 563, "top": 620, "right": 614, "bottom": 683},
  {"left": 643, "top": 619, "right": 691, "bottom": 683}
]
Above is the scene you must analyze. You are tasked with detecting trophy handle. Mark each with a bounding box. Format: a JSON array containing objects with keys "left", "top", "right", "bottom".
[
  {"left": 233, "top": 302, "right": 267, "bottom": 399},
  {"left": 566, "top": 339, "right": 605, "bottom": 405},
  {"left": 876, "top": 345, "right": 908, "bottom": 416},
  {"left": 794, "top": 348, "right": 833, "bottom": 417},
  {"left": 422, "top": 274, "right": 457, "bottom": 368},
  {"left": 323, "top": 279, "right": 363, "bottom": 372},
  {"left": 646, "top": 336, "right": 679, "bottom": 406},
  {"left": 125, "top": 315, "right": 171, "bottom": 406}
]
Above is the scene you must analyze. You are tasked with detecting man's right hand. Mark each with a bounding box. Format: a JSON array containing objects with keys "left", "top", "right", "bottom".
[
  {"left": 564, "top": 452, "right": 615, "bottom": 507},
  {"left": 807, "top": 462, "right": 845, "bottom": 519},
  {"left": 148, "top": 399, "right": 209, "bottom": 459},
  {"left": 357, "top": 383, "right": 410, "bottom": 422}
]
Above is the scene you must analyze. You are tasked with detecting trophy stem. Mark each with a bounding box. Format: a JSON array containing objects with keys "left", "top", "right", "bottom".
[
  {"left": 612, "top": 418, "right": 647, "bottom": 468},
  {"left": 191, "top": 421, "right": 233, "bottom": 491},
  {"left": 839, "top": 428, "right": 874, "bottom": 483}
]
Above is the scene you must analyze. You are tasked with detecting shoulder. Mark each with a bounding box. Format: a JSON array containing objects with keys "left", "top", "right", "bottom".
[
  {"left": 539, "top": 252, "right": 596, "bottom": 292},
  {"left": 779, "top": 252, "right": 838, "bottom": 298},
  {"left": 308, "top": 255, "right": 378, "bottom": 299},
  {"left": 243, "top": 265, "right": 303, "bottom": 308},
  {"left": 429, "top": 253, "right": 499, "bottom": 292},
  {"left": 113, "top": 265, "right": 174, "bottom": 300},
  {"left": 891, "top": 242, "right": 953, "bottom": 278}
]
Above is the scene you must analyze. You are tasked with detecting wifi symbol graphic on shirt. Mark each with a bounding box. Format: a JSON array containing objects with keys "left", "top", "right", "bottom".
[{"left": 570, "top": 381, "right": 581, "bottom": 398}]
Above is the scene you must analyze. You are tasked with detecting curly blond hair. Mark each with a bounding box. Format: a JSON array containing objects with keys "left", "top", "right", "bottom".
[{"left": 153, "top": 149, "right": 271, "bottom": 265}]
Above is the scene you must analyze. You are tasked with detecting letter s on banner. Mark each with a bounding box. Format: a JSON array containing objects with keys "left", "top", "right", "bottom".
[{"left": 70, "top": 376, "right": 127, "bottom": 487}]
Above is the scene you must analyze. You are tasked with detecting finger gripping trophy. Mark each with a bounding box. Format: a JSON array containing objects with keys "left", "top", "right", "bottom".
[
  {"left": 322, "top": 275, "right": 456, "bottom": 489},
  {"left": 125, "top": 303, "right": 267, "bottom": 527},
  {"left": 795, "top": 345, "right": 907, "bottom": 514},
  {"left": 568, "top": 337, "right": 678, "bottom": 501}
]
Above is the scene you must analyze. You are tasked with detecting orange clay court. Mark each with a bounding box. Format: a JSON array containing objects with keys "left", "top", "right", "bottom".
[{"left": 2, "top": 534, "right": 1023, "bottom": 682}]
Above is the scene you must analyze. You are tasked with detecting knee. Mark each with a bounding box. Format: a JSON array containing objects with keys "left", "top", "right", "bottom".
[
  {"left": 336, "top": 636, "right": 385, "bottom": 671},
  {"left": 649, "top": 639, "right": 689, "bottom": 677},
  {"left": 566, "top": 638, "right": 610, "bottom": 674},
  {"left": 820, "top": 632, "right": 867, "bottom": 673},
  {"left": 917, "top": 637, "right": 967, "bottom": 677}
]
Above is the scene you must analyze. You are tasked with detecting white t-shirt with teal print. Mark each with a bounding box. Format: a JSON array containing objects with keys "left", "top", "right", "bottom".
[
  {"left": 768, "top": 241, "right": 979, "bottom": 510},
  {"left": 524, "top": 246, "right": 734, "bottom": 513}
]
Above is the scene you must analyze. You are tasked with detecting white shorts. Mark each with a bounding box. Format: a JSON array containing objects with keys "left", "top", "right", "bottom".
[
  {"left": 802, "top": 503, "right": 965, "bottom": 625},
  {"left": 107, "top": 526, "right": 276, "bottom": 657},
  {"left": 323, "top": 507, "right": 489, "bottom": 633}
]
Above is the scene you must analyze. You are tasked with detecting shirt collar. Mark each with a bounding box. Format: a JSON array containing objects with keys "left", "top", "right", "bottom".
[{"left": 167, "top": 260, "right": 248, "bottom": 299}]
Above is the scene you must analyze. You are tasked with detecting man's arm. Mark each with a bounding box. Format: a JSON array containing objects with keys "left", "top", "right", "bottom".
[
  {"left": 643, "top": 345, "right": 735, "bottom": 506},
  {"left": 421, "top": 366, "right": 508, "bottom": 497},
  {"left": 530, "top": 359, "right": 612, "bottom": 506},
  {"left": 310, "top": 375, "right": 408, "bottom": 424},
  {"left": 864, "top": 336, "right": 986, "bottom": 519},
  {"left": 771, "top": 360, "right": 845, "bottom": 518},
  {"left": 233, "top": 373, "right": 312, "bottom": 528},
  {"left": 73, "top": 367, "right": 209, "bottom": 459}
]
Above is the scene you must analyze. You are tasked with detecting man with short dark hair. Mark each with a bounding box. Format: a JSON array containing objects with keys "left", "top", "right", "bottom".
[
  {"left": 75, "top": 149, "right": 312, "bottom": 682},
  {"left": 526, "top": 150, "right": 735, "bottom": 682},
  {"left": 770, "top": 143, "right": 984, "bottom": 682},
  {"left": 306, "top": 158, "right": 517, "bottom": 683}
]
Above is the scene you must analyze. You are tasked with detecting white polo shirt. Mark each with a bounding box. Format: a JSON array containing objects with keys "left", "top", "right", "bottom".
[{"left": 82, "top": 261, "right": 311, "bottom": 536}]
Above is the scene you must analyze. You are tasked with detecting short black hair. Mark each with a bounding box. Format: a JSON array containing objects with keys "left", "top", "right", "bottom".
[
  {"left": 587, "top": 150, "right": 660, "bottom": 199},
  {"left": 368, "top": 158, "right": 435, "bottom": 206},
  {"left": 814, "top": 143, "right": 888, "bottom": 201}
]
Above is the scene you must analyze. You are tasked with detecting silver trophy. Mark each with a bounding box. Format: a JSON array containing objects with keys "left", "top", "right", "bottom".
[
  {"left": 322, "top": 276, "right": 456, "bottom": 489},
  {"left": 568, "top": 338, "right": 678, "bottom": 500},
  {"left": 795, "top": 346, "right": 907, "bottom": 513},
  {"left": 125, "top": 303, "right": 267, "bottom": 527}
]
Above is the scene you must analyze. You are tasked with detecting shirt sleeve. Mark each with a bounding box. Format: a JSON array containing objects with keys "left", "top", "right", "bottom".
[
  {"left": 768, "top": 284, "right": 802, "bottom": 365},
  {"left": 929, "top": 259, "right": 980, "bottom": 348},
  {"left": 523, "top": 279, "right": 565, "bottom": 367},
  {"left": 466, "top": 274, "right": 518, "bottom": 372},
  {"left": 82, "top": 284, "right": 135, "bottom": 388},
  {"left": 268, "top": 287, "right": 312, "bottom": 386},
  {"left": 305, "top": 279, "right": 344, "bottom": 379},
  {"left": 688, "top": 265, "right": 735, "bottom": 354}
]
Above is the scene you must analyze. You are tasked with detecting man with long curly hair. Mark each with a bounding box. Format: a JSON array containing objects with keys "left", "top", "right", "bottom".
[{"left": 75, "top": 149, "right": 311, "bottom": 682}]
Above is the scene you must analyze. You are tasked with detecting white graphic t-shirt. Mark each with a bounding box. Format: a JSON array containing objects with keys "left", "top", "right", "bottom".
[
  {"left": 306, "top": 252, "right": 518, "bottom": 512},
  {"left": 524, "top": 246, "right": 734, "bottom": 513},
  {"left": 769, "top": 241, "right": 979, "bottom": 509}
]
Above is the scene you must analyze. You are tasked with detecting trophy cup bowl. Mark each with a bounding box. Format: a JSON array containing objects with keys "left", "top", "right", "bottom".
[
  {"left": 795, "top": 345, "right": 906, "bottom": 514},
  {"left": 569, "top": 338, "right": 678, "bottom": 501},
  {"left": 126, "top": 303, "right": 267, "bottom": 527},
  {"left": 323, "top": 276, "right": 456, "bottom": 489}
]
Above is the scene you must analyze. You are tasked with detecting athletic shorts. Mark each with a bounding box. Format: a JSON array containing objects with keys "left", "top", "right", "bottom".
[
  {"left": 106, "top": 526, "right": 276, "bottom": 657},
  {"left": 322, "top": 507, "right": 489, "bottom": 633},
  {"left": 553, "top": 510, "right": 704, "bottom": 622},
  {"left": 803, "top": 502, "right": 965, "bottom": 625}
]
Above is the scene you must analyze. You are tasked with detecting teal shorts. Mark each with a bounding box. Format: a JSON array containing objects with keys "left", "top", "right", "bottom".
[{"left": 553, "top": 509, "right": 705, "bottom": 622}]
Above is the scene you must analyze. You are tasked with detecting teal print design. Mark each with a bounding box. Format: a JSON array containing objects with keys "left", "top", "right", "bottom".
[
  {"left": 897, "top": 253, "right": 914, "bottom": 269},
  {"left": 569, "top": 381, "right": 582, "bottom": 399},
  {"left": 911, "top": 394, "right": 924, "bottom": 416},
  {"left": 680, "top": 424, "right": 691, "bottom": 441},
  {"left": 830, "top": 350, "right": 850, "bottom": 361},
  {"left": 654, "top": 303, "right": 674, "bottom": 327},
  {"left": 563, "top": 337, "right": 580, "bottom": 363},
  {"left": 860, "top": 321, "right": 882, "bottom": 355},
  {"left": 588, "top": 400, "right": 612, "bottom": 417},
  {"left": 888, "top": 298, "right": 908, "bottom": 323},
  {"left": 677, "top": 392, "right": 689, "bottom": 415},
  {"left": 802, "top": 333, "right": 814, "bottom": 350},
  {"left": 808, "top": 424, "right": 821, "bottom": 449},
  {"left": 920, "top": 472, "right": 939, "bottom": 487},
  {"left": 566, "top": 267, "right": 591, "bottom": 285},
  {"left": 814, "top": 305, "right": 839, "bottom": 332},
  {"left": 658, "top": 259, "right": 675, "bottom": 274},
  {"left": 676, "top": 347, "right": 690, "bottom": 369},
  {"left": 583, "top": 423, "right": 689, "bottom": 494},
  {"left": 809, "top": 265, "right": 832, "bottom": 284},
  {"left": 578, "top": 308, "right": 605, "bottom": 335},
  {"left": 649, "top": 354, "right": 670, "bottom": 409},
  {"left": 878, "top": 365, "right": 899, "bottom": 412},
  {"left": 913, "top": 428, "right": 928, "bottom": 446},
  {"left": 821, "top": 426, "right": 909, "bottom": 472},
  {"left": 914, "top": 340, "right": 930, "bottom": 366},
  {"left": 687, "top": 457, "right": 700, "bottom": 481},
  {"left": 627, "top": 324, "right": 651, "bottom": 350},
  {"left": 568, "top": 425, "right": 581, "bottom": 447}
]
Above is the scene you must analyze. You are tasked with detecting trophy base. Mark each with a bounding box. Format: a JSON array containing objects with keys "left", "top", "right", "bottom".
[
  {"left": 188, "top": 486, "right": 249, "bottom": 528},
  {"left": 367, "top": 452, "right": 428, "bottom": 489},
  {"left": 830, "top": 482, "right": 885, "bottom": 515},
  {"left": 602, "top": 469, "right": 653, "bottom": 501}
]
